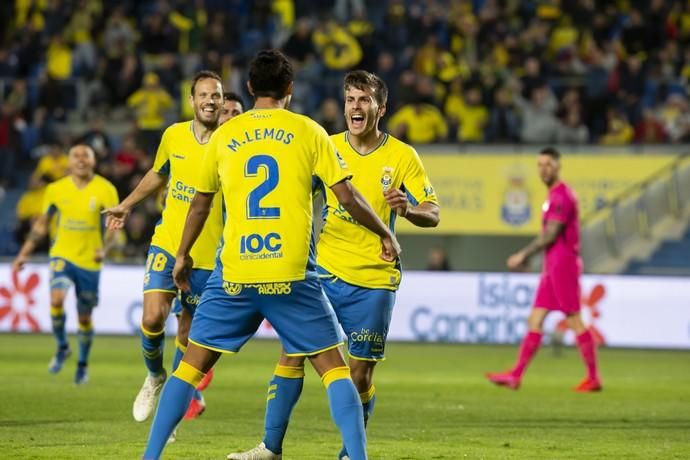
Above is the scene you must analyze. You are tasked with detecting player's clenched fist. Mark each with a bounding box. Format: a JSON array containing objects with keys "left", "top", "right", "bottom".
[
  {"left": 383, "top": 188, "right": 409, "bottom": 216},
  {"left": 102, "top": 205, "right": 131, "bottom": 230}
]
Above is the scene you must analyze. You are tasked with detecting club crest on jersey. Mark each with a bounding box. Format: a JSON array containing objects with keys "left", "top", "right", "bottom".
[
  {"left": 381, "top": 166, "right": 394, "bottom": 191},
  {"left": 223, "top": 282, "right": 242, "bottom": 296}
]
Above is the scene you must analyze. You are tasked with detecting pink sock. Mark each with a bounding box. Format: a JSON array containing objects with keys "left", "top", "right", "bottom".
[
  {"left": 512, "top": 331, "right": 543, "bottom": 378},
  {"left": 576, "top": 330, "right": 599, "bottom": 380}
]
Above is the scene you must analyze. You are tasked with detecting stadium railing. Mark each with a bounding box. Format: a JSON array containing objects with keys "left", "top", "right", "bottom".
[{"left": 580, "top": 153, "right": 690, "bottom": 273}]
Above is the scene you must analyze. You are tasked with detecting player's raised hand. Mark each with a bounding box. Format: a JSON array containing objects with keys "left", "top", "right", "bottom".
[
  {"left": 384, "top": 188, "right": 409, "bottom": 217},
  {"left": 173, "top": 254, "right": 193, "bottom": 292},
  {"left": 12, "top": 255, "right": 27, "bottom": 272},
  {"left": 101, "top": 205, "right": 131, "bottom": 230},
  {"left": 380, "top": 233, "right": 401, "bottom": 262},
  {"left": 94, "top": 248, "right": 106, "bottom": 263}
]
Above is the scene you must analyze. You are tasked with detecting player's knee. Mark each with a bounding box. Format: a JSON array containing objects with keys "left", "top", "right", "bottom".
[
  {"left": 141, "top": 310, "right": 165, "bottom": 332},
  {"left": 50, "top": 292, "right": 66, "bottom": 308},
  {"left": 78, "top": 315, "right": 92, "bottom": 328},
  {"left": 349, "top": 361, "right": 375, "bottom": 391}
]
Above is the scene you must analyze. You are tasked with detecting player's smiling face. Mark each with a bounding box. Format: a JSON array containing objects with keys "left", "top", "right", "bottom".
[
  {"left": 344, "top": 86, "right": 384, "bottom": 136},
  {"left": 69, "top": 145, "right": 96, "bottom": 178},
  {"left": 191, "top": 78, "right": 223, "bottom": 127}
]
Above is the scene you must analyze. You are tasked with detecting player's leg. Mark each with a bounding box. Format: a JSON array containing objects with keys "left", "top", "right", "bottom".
[
  {"left": 73, "top": 266, "right": 100, "bottom": 385},
  {"left": 309, "top": 349, "right": 367, "bottom": 460},
  {"left": 487, "top": 273, "right": 553, "bottom": 389},
  {"left": 262, "top": 278, "right": 367, "bottom": 460},
  {"left": 135, "top": 247, "right": 178, "bottom": 421},
  {"left": 335, "top": 283, "right": 394, "bottom": 460},
  {"left": 228, "top": 350, "right": 304, "bottom": 460},
  {"left": 144, "top": 342, "right": 221, "bottom": 459},
  {"left": 48, "top": 258, "right": 72, "bottom": 373},
  {"left": 567, "top": 313, "right": 602, "bottom": 391}
]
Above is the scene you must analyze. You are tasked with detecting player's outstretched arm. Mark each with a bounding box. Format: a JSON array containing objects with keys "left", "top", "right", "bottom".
[
  {"left": 173, "top": 191, "right": 214, "bottom": 291},
  {"left": 13, "top": 214, "right": 50, "bottom": 272},
  {"left": 102, "top": 169, "right": 167, "bottom": 230},
  {"left": 331, "top": 180, "right": 401, "bottom": 262},
  {"left": 507, "top": 220, "right": 564, "bottom": 270},
  {"left": 383, "top": 188, "right": 440, "bottom": 227}
]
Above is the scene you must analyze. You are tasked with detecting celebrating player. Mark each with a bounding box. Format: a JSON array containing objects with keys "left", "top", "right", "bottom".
[
  {"left": 103, "top": 70, "right": 225, "bottom": 422},
  {"left": 486, "top": 147, "right": 602, "bottom": 392},
  {"left": 169, "top": 89, "right": 246, "bottom": 421},
  {"left": 229, "top": 70, "right": 440, "bottom": 460},
  {"left": 13, "top": 144, "right": 119, "bottom": 385},
  {"left": 142, "top": 50, "right": 400, "bottom": 460}
]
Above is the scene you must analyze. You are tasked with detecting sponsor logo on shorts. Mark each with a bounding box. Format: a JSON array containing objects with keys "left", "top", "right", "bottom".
[
  {"left": 143, "top": 273, "right": 150, "bottom": 287},
  {"left": 223, "top": 282, "right": 243, "bottom": 296},
  {"left": 184, "top": 293, "right": 201, "bottom": 306},
  {"left": 247, "top": 282, "right": 292, "bottom": 295},
  {"left": 350, "top": 328, "right": 385, "bottom": 349}
]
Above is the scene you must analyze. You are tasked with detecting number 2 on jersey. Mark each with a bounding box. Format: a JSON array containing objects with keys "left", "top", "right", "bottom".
[{"left": 245, "top": 154, "right": 280, "bottom": 219}]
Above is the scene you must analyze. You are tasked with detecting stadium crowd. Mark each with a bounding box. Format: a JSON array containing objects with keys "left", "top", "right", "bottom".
[{"left": 2, "top": 0, "right": 690, "bottom": 254}]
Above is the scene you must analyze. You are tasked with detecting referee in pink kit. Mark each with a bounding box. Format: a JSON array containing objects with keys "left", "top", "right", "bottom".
[{"left": 487, "top": 147, "right": 602, "bottom": 392}]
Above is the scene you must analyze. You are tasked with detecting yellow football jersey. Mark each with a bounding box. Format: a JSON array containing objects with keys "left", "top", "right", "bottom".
[
  {"left": 317, "top": 132, "right": 438, "bottom": 290},
  {"left": 197, "top": 109, "right": 351, "bottom": 283},
  {"left": 42, "top": 175, "right": 119, "bottom": 271},
  {"left": 151, "top": 121, "right": 223, "bottom": 270}
]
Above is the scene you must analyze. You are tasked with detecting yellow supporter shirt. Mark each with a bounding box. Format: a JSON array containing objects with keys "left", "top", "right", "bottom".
[
  {"left": 387, "top": 104, "right": 448, "bottom": 144},
  {"left": 445, "top": 95, "right": 488, "bottom": 142},
  {"left": 127, "top": 89, "right": 173, "bottom": 130},
  {"left": 151, "top": 121, "right": 224, "bottom": 270},
  {"left": 34, "top": 153, "right": 69, "bottom": 182},
  {"left": 317, "top": 132, "right": 438, "bottom": 290},
  {"left": 42, "top": 175, "right": 119, "bottom": 270},
  {"left": 197, "top": 109, "right": 351, "bottom": 283}
]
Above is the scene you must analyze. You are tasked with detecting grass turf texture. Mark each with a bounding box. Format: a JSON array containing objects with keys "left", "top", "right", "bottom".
[{"left": 1, "top": 334, "right": 689, "bottom": 459}]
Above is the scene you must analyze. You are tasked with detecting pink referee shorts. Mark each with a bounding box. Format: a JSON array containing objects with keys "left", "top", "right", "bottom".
[{"left": 533, "top": 263, "right": 581, "bottom": 314}]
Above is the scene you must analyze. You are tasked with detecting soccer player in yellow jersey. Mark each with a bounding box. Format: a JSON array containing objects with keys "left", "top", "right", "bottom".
[
  {"left": 142, "top": 50, "right": 400, "bottom": 460},
  {"left": 230, "top": 71, "right": 440, "bottom": 460},
  {"left": 12, "top": 144, "right": 119, "bottom": 385},
  {"left": 103, "top": 70, "right": 225, "bottom": 423}
]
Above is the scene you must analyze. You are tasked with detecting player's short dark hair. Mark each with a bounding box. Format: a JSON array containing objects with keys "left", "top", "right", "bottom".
[
  {"left": 191, "top": 70, "right": 223, "bottom": 96},
  {"left": 224, "top": 91, "right": 245, "bottom": 110},
  {"left": 540, "top": 147, "right": 561, "bottom": 160},
  {"left": 343, "top": 70, "right": 388, "bottom": 106},
  {"left": 248, "top": 50, "right": 293, "bottom": 99}
]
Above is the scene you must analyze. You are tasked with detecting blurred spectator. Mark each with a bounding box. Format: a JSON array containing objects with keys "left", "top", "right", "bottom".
[
  {"left": 486, "top": 85, "right": 520, "bottom": 143},
  {"left": 556, "top": 108, "right": 589, "bottom": 145},
  {"left": 634, "top": 109, "right": 667, "bottom": 144},
  {"left": 514, "top": 84, "right": 559, "bottom": 144},
  {"left": 600, "top": 109, "right": 634, "bottom": 145},
  {"left": 282, "top": 17, "right": 316, "bottom": 63},
  {"left": 427, "top": 247, "right": 451, "bottom": 271},
  {"left": 313, "top": 21, "right": 362, "bottom": 71},
  {"left": 127, "top": 72, "right": 174, "bottom": 154},
  {"left": 77, "top": 117, "right": 112, "bottom": 162},
  {"left": 314, "top": 98, "right": 346, "bottom": 135},
  {"left": 445, "top": 85, "right": 488, "bottom": 143},
  {"left": 103, "top": 6, "right": 136, "bottom": 59},
  {"left": 0, "top": 103, "right": 22, "bottom": 187},
  {"left": 659, "top": 94, "right": 690, "bottom": 143},
  {"left": 123, "top": 211, "right": 155, "bottom": 260},
  {"left": 388, "top": 100, "right": 447, "bottom": 144},
  {"left": 31, "top": 143, "right": 69, "bottom": 183},
  {"left": 45, "top": 35, "right": 72, "bottom": 81}
]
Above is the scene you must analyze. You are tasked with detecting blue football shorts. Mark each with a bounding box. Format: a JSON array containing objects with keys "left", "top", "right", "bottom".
[
  {"left": 189, "top": 267, "right": 342, "bottom": 356},
  {"left": 318, "top": 266, "right": 396, "bottom": 361},
  {"left": 49, "top": 257, "right": 100, "bottom": 315}
]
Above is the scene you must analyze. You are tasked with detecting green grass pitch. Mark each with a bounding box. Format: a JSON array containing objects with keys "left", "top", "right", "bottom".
[{"left": 1, "top": 334, "right": 689, "bottom": 459}]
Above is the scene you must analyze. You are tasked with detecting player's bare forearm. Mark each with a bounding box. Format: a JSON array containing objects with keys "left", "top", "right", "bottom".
[
  {"left": 119, "top": 169, "right": 168, "bottom": 210},
  {"left": 103, "top": 228, "right": 118, "bottom": 253},
  {"left": 332, "top": 180, "right": 391, "bottom": 239},
  {"left": 177, "top": 191, "right": 214, "bottom": 257},
  {"left": 405, "top": 202, "right": 440, "bottom": 228},
  {"left": 14, "top": 214, "right": 49, "bottom": 268},
  {"left": 522, "top": 220, "right": 564, "bottom": 259}
]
